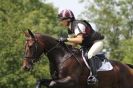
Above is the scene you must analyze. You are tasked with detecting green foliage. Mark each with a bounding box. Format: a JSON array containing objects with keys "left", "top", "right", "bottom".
[
  {"left": 119, "top": 38, "right": 133, "bottom": 64},
  {"left": 1, "top": 0, "right": 133, "bottom": 87},
  {"left": 80, "top": 0, "right": 133, "bottom": 63},
  {"left": 0, "top": 0, "right": 60, "bottom": 87}
]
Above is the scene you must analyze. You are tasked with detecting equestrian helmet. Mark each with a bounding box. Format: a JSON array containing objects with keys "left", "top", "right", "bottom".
[{"left": 58, "top": 9, "right": 75, "bottom": 20}]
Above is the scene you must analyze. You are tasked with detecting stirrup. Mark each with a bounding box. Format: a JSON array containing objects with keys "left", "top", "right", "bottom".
[{"left": 87, "top": 75, "right": 98, "bottom": 84}]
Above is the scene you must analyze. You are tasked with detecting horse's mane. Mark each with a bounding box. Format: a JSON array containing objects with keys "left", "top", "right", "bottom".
[
  {"left": 34, "top": 33, "right": 81, "bottom": 55},
  {"left": 34, "top": 33, "right": 59, "bottom": 44},
  {"left": 35, "top": 33, "right": 57, "bottom": 40},
  {"left": 126, "top": 64, "right": 133, "bottom": 69}
]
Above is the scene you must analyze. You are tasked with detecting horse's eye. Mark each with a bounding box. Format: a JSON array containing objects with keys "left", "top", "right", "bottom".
[{"left": 28, "top": 45, "right": 32, "bottom": 49}]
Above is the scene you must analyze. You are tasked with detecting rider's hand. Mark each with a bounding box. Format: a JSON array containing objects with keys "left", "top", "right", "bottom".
[{"left": 59, "top": 37, "right": 68, "bottom": 42}]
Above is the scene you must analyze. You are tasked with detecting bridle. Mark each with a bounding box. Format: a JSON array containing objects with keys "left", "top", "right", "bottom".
[
  {"left": 24, "top": 38, "right": 60, "bottom": 64},
  {"left": 24, "top": 38, "right": 82, "bottom": 67},
  {"left": 24, "top": 39, "right": 42, "bottom": 64}
]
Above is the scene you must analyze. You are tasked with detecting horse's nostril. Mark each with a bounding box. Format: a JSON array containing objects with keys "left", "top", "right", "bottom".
[{"left": 22, "top": 65, "right": 30, "bottom": 71}]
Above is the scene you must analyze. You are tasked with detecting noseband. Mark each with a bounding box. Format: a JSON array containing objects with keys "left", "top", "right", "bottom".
[
  {"left": 24, "top": 40, "right": 41, "bottom": 64},
  {"left": 24, "top": 39, "right": 61, "bottom": 64},
  {"left": 24, "top": 39, "right": 82, "bottom": 67}
]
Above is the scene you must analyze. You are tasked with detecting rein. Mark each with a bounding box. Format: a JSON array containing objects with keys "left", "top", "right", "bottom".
[
  {"left": 24, "top": 37, "right": 82, "bottom": 68},
  {"left": 45, "top": 42, "right": 60, "bottom": 55},
  {"left": 43, "top": 41, "right": 83, "bottom": 68},
  {"left": 63, "top": 44, "right": 83, "bottom": 68}
]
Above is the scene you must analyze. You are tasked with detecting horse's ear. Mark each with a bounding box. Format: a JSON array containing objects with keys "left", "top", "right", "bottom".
[
  {"left": 23, "top": 31, "right": 30, "bottom": 37},
  {"left": 28, "top": 29, "right": 35, "bottom": 38}
]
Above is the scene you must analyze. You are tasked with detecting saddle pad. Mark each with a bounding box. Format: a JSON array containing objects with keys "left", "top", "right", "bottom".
[
  {"left": 82, "top": 51, "right": 113, "bottom": 72},
  {"left": 97, "top": 60, "right": 113, "bottom": 71}
]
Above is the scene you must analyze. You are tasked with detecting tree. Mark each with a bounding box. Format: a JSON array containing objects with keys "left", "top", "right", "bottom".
[{"left": 0, "top": 0, "right": 60, "bottom": 87}]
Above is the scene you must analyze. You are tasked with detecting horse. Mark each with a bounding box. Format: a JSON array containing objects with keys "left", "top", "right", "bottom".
[{"left": 22, "top": 29, "right": 133, "bottom": 88}]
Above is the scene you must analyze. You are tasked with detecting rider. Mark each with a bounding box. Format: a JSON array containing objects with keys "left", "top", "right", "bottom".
[{"left": 58, "top": 9, "right": 104, "bottom": 84}]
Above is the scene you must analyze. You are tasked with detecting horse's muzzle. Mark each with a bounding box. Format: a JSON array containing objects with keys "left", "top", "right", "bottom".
[
  {"left": 22, "top": 65, "right": 32, "bottom": 71},
  {"left": 22, "top": 59, "right": 32, "bottom": 71}
]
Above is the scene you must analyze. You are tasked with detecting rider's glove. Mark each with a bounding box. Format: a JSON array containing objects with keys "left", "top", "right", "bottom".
[{"left": 59, "top": 37, "right": 68, "bottom": 42}]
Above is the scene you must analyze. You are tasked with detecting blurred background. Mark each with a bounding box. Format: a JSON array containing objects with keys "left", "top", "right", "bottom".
[{"left": 0, "top": 0, "right": 133, "bottom": 87}]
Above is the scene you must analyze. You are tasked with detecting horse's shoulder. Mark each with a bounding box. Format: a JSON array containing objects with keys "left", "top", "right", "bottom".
[
  {"left": 72, "top": 48, "right": 81, "bottom": 54},
  {"left": 67, "top": 46, "right": 81, "bottom": 57}
]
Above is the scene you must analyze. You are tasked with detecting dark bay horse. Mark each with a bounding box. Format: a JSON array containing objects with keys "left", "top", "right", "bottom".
[{"left": 22, "top": 30, "right": 133, "bottom": 88}]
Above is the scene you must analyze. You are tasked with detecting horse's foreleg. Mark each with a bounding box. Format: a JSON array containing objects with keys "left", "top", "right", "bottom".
[
  {"left": 35, "top": 79, "right": 52, "bottom": 88},
  {"left": 49, "top": 76, "right": 76, "bottom": 88}
]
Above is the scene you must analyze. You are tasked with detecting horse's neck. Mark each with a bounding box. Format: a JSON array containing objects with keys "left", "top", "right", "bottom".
[
  {"left": 46, "top": 47, "right": 68, "bottom": 77},
  {"left": 46, "top": 46, "right": 67, "bottom": 65},
  {"left": 44, "top": 40, "right": 67, "bottom": 60},
  {"left": 46, "top": 45, "right": 81, "bottom": 63}
]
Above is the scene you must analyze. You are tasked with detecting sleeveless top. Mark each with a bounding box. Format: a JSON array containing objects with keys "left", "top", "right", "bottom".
[{"left": 68, "top": 20, "right": 104, "bottom": 48}]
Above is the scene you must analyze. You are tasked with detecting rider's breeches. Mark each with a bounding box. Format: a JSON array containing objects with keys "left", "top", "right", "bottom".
[{"left": 87, "top": 40, "right": 103, "bottom": 59}]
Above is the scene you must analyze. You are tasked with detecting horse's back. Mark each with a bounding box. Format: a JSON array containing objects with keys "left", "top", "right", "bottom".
[
  {"left": 110, "top": 60, "right": 133, "bottom": 88},
  {"left": 60, "top": 45, "right": 133, "bottom": 88},
  {"left": 126, "top": 64, "right": 133, "bottom": 69}
]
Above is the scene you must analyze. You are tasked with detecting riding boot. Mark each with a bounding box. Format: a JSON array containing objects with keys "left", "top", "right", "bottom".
[{"left": 87, "top": 59, "right": 98, "bottom": 84}]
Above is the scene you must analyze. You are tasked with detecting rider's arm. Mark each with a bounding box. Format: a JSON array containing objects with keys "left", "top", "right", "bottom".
[
  {"left": 67, "top": 34, "right": 83, "bottom": 44},
  {"left": 67, "top": 23, "right": 85, "bottom": 44}
]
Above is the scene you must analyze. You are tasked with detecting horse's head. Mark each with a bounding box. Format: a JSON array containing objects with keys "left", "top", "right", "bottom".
[
  {"left": 22, "top": 29, "right": 71, "bottom": 71},
  {"left": 22, "top": 29, "right": 44, "bottom": 71}
]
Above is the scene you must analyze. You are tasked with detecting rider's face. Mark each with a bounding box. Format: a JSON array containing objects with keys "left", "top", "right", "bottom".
[{"left": 59, "top": 19, "right": 70, "bottom": 28}]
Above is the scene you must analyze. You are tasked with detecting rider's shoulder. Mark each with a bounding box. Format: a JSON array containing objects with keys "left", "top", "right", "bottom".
[
  {"left": 74, "top": 20, "right": 90, "bottom": 26},
  {"left": 73, "top": 20, "right": 85, "bottom": 26}
]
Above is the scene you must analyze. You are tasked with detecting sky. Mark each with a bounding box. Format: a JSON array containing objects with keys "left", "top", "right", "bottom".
[{"left": 45, "top": 0, "right": 85, "bottom": 18}]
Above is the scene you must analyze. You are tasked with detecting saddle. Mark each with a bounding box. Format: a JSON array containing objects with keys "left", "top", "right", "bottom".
[
  {"left": 63, "top": 45, "right": 112, "bottom": 71},
  {"left": 81, "top": 48, "right": 109, "bottom": 71}
]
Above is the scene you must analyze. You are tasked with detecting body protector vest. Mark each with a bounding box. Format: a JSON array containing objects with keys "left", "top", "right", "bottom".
[{"left": 68, "top": 20, "right": 104, "bottom": 48}]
